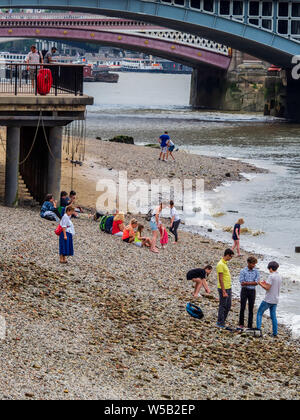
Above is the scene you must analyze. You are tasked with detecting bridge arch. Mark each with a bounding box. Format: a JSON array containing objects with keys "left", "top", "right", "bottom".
[
  {"left": 0, "top": 1, "right": 299, "bottom": 66},
  {"left": 0, "top": 27, "right": 231, "bottom": 69}
]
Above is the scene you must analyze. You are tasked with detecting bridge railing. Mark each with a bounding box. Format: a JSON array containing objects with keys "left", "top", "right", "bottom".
[{"left": 0, "top": 63, "right": 84, "bottom": 96}]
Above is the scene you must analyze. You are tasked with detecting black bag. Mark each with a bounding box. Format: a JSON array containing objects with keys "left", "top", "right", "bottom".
[{"left": 145, "top": 209, "right": 153, "bottom": 222}]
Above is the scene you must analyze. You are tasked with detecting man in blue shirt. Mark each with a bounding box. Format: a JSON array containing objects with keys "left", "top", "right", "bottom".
[
  {"left": 238, "top": 256, "right": 260, "bottom": 329},
  {"left": 158, "top": 131, "right": 170, "bottom": 162}
]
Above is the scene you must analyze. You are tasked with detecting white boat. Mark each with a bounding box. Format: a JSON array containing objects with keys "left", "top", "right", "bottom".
[
  {"left": 0, "top": 52, "right": 27, "bottom": 63},
  {"left": 120, "top": 58, "right": 163, "bottom": 72}
]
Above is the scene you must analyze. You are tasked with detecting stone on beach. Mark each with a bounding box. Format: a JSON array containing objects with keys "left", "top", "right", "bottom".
[{"left": 0, "top": 205, "right": 299, "bottom": 400}]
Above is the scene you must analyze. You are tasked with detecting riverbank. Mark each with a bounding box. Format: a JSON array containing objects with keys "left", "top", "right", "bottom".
[
  {"left": 1, "top": 139, "right": 299, "bottom": 400},
  {"left": 60, "top": 138, "right": 266, "bottom": 209},
  {"left": 0, "top": 205, "right": 299, "bottom": 400}
]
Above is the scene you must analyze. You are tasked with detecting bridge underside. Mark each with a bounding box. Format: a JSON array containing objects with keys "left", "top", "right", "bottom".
[
  {"left": 0, "top": 28, "right": 230, "bottom": 70},
  {"left": 0, "top": 3, "right": 298, "bottom": 67}
]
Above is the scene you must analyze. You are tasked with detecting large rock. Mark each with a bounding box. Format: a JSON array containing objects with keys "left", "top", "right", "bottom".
[{"left": 108, "top": 135, "right": 134, "bottom": 145}]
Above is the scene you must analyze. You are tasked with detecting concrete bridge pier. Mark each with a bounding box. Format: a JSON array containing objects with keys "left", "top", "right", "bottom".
[
  {"left": 190, "top": 67, "right": 227, "bottom": 109},
  {"left": 0, "top": 93, "right": 93, "bottom": 205},
  {"left": 19, "top": 125, "right": 64, "bottom": 204},
  {"left": 264, "top": 69, "right": 300, "bottom": 121},
  {"left": 285, "top": 70, "right": 300, "bottom": 121},
  {"left": 4, "top": 127, "right": 20, "bottom": 206},
  {"left": 47, "top": 126, "right": 63, "bottom": 203}
]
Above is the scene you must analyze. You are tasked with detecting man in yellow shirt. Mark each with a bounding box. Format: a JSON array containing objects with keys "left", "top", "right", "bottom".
[{"left": 217, "top": 249, "right": 234, "bottom": 329}]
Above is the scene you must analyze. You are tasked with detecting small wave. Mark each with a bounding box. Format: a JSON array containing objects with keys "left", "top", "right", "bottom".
[{"left": 240, "top": 172, "right": 258, "bottom": 181}]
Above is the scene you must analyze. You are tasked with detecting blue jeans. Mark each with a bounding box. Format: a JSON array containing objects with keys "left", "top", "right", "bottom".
[{"left": 256, "top": 301, "right": 278, "bottom": 336}]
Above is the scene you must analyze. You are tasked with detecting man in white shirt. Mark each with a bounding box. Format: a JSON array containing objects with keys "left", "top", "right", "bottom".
[
  {"left": 256, "top": 261, "right": 282, "bottom": 337},
  {"left": 26, "top": 45, "right": 43, "bottom": 89},
  {"left": 169, "top": 200, "right": 181, "bottom": 243}
]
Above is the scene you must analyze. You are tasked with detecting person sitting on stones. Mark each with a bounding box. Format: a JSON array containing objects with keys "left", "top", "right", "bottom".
[
  {"left": 40, "top": 194, "right": 61, "bottom": 222},
  {"left": 122, "top": 218, "right": 138, "bottom": 243},
  {"left": 134, "top": 224, "right": 152, "bottom": 248},
  {"left": 69, "top": 190, "right": 83, "bottom": 217},
  {"left": 60, "top": 191, "right": 71, "bottom": 208},
  {"left": 112, "top": 212, "right": 125, "bottom": 237}
]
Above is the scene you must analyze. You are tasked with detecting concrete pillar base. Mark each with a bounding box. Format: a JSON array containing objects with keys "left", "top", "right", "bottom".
[
  {"left": 190, "top": 67, "right": 227, "bottom": 109},
  {"left": 47, "top": 126, "right": 63, "bottom": 201},
  {"left": 5, "top": 127, "right": 20, "bottom": 207},
  {"left": 285, "top": 70, "right": 300, "bottom": 121}
]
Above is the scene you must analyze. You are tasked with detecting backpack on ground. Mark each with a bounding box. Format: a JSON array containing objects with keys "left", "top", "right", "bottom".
[
  {"left": 186, "top": 302, "right": 204, "bottom": 320},
  {"left": 99, "top": 214, "right": 114, "bottom": 233},
  {"left": 105, "top": 216, "right": 114, "bottom": 234}
]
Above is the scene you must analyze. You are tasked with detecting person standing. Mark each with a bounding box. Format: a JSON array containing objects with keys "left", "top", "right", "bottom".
[
  {"left": 166, "top": 138, "right": 176, "bottom": 161},
  {"left": 169, "top": 200, "right": 181, "bottom": 244},
  {"left": 216, "top": 249, "right": 235, "bottom": 329},
  {"left": 44, "top": 47, "right": 57, "bottom": 64},
  {"left": 26, "top": 45, "right": 43, "bottom": 89},
  {"left": 256, "top": 261, "right": 282, "bottom": 337},
  {"left": 238, "top": 256, "right": 260, "bottom": 329},
  {"left": 232, "top": 218, "right": 244, "bottom": 257},
  {"left": 158, "top": 131, "right": 170, "bottom": 162},
  {"left": 59, "top": 205, "right": 76, "bottom": 264}
]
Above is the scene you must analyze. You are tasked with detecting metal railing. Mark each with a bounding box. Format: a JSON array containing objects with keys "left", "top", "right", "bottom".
[{"left": 0, "top": 63, "right": 84, "bottom": 96}]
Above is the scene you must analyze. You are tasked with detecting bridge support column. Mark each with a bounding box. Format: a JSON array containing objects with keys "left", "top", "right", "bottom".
[
  {"left": 47, "top": 126, "right": 63, "bottom": 202},
  {"left": 190, "top": 67, "right": 227, "bottom": 109},
  {"left": 264, "top": 69, "right": 300, "bottom": 120},
  {"left": 285, "top": 70, "right": 300, "bottom": 121},
  {"left": 5, "top": 127, "right": 20, "bottom": 207}
]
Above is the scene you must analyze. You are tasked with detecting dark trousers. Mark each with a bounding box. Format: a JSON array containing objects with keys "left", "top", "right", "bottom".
[
  {"left": 169, "top": 219, "right": 180, "bottom": 242},
  {"left": 217, "top": 288, "right": 232, "bottom": 326},
  {"left": 239, "top": 288, "right": 256, "bottom": 328}
]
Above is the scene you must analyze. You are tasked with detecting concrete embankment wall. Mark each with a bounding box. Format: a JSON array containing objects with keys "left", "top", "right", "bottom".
[
  {"left": 190, "top": 62, "right": 268, "bottom": 113},
  {"left": 189, "top": 61, "right": 300, "bottom": 120}
]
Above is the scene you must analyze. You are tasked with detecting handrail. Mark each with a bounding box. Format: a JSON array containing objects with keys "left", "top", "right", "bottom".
[{"left": 0, "top": 63, "right": 84, "bottom": 96}]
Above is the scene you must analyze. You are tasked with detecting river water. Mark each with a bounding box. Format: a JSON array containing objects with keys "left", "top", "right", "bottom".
[{"left": 84, "top": 73, "right": 300, "bottom": 337}]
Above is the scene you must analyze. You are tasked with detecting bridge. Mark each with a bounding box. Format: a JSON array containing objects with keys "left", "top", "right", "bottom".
[
  {"left": 0, "top": 13, "right": 231, "bottom": 69},
  {"left": 0, "top": 1, "right": 299, "bottom": 67}
]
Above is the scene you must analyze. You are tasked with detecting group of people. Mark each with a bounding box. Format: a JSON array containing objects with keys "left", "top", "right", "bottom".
[
  {"left": 40, "top": 182, "right": 280, "bottom": 336},
  {"left": 187, "top": 249, "right": 282, "bottom": 337},
  {"left": 111, "top": 201, "right": 181, "bottom": 253},
  {"left": 40, "top": 190, "right": 81, "bottom": 222},
  {"left": 26, "top": 45, "right": 57, "bottom": 88}
]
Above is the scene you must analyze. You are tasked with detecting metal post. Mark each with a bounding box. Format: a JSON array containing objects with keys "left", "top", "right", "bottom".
[
  {"left": 35, "top": 65, "right": 38, "bottom": 96},
  {"left": 5, "top": 126, "right": 20, "bottom": 206},
  {"left": 74, "top": 67, "right": 78, "bottom": 96},
  {"left": 14, "top": 64, "right": 17, "bottom": 96},
  {"left": 244, "top": 0, "right": 249, "bottom": 24},
  {"left": 54, "top": 66, "right": 58, "bottom": 96}
]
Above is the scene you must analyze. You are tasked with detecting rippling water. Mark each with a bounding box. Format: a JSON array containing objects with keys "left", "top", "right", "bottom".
[{"left": 84, "top": 74, "right": 300, "bottom": 337}]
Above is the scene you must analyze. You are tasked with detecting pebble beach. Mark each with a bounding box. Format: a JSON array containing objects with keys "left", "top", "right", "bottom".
[
  {"left": 60, "top": 138, "right": 266, "bottom": 209},
  {"left": 0, "top": 141, "right": 299, "bottom": 400}
]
